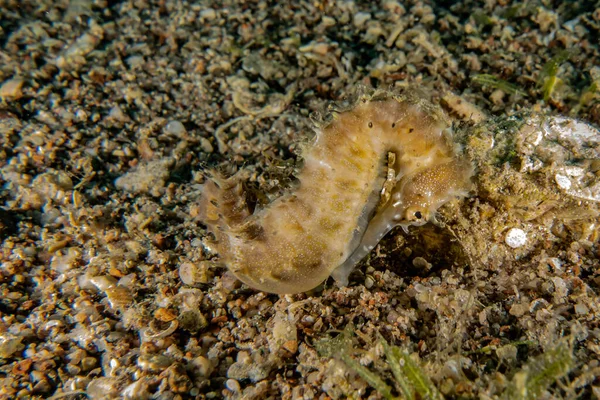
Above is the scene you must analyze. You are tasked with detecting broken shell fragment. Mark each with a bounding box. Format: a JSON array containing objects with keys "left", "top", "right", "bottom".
[{"left": 518, "top": 115, "right": 600, "bottom": 202}]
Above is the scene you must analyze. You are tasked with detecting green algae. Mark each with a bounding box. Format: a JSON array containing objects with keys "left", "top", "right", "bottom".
[
  {"left": 315, "top": 325, "right": 442, "bottom": 400},
  {"left": 317, "top": 325, "right": 576, "bottom": 400},
  {"left": 471, "top": 74, "right": 527, "bottom": 97},
  {"left": 380, "top": 337, "right": 443, "bottom": 400},
  {"left": 502, "top": 339, "right": 575, "bottom": 400},
  {"left": 539, "top": 49, "right": 576, "bottom": 102}
]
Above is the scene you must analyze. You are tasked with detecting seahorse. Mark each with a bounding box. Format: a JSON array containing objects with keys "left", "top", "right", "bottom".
[{"left": 197, "top": 88, "right": 473, "bottom": 294}]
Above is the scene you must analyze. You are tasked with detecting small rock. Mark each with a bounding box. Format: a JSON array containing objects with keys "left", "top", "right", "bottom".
[
  {"left": 225, "top": 378, "right": 241, "bottom": 393},
  {"left": 200, "top": 8, "right": 217, "bottom": 20},
  {"left": 164, "top": 120, "right": 186, "bottom": 137},
  {"left": 227, "top": 353, "right": 272, "bottom": 382},
  {"left": 137, "top": 354, "right": 172, "bottom": 372},
  {"left": 81, "top": 357, "right": 98, "bottom": 371},
  {"left": 509, "top": 303, "right": 527, "bottom": 317},
  {"left": 412, "top": 256, "right": 432, "bottom": 270},
  {"left": 114, "top": 158, "right": 174, "bottom": 196},
  {"left": 178, "top": 309, "right": 208, "bottom": 333},
  {"left": 0, "top": 334, "right": 24, "bottom": 358},
  {"left": 191, "top": 356, "right": 213, "bottom": 378},
  {"left": 496, "top": 344, "right": 518, "bottom": 364},
  {"left": 281, "top": 340, "right": 298, "bottom": 356},
  {"left": 505, "top": 228, "right": 527, "bottom": 248},
  {"left": 122, "top": 380, "right": 151, "bottom": 400},
  {"left": 0, "top": 78, "right": 24, "bottom": 100},
  {"left": 555, "top": 174, "right": 571, "bottom": 190},
  {"left": 108, "top": 105, "right": 130, "bottom": 122},
  {"left": 126, "top": 55, "right": 145, "bottom": 69},
  {"left": 200, "top": 137, "right": 214, "bottom": 153},
  {"left": 490, "top": 89, "right": 505, "bottom": 105},
  {"left": 166, "top": 364, "right": 192, "bottom": 393},
  {"left": 321, "top": 16, "right": 336, "bottom": 27},
  {"left": 575, "top": 302, "right": 589, "bottom": 315},
  {"left": 179, "top": 261, "right": 213, "bottom": 285},
  {"left": 353, "top": 12, "right": 371, "bottom": 28},
  {"left": 87, "top": 377, "right": 120, "bottom": 400}
]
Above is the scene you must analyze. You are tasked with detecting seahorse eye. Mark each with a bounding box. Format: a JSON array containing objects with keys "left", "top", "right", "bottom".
[{"left": 414, "top": 211, "right": 423, "bottom": 219}]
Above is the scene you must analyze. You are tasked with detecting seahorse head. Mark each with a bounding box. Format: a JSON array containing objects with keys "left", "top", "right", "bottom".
[{"left": 389, "top": 159, "right": 473, "bottom": 230}]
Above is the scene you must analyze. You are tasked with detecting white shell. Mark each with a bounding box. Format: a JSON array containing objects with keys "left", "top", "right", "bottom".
[
  {"left": 519, "top": 115, "right": 600, "bottom": 202},
  {"left": 505, "top": 228, "right": 527, "bottom": 249}
]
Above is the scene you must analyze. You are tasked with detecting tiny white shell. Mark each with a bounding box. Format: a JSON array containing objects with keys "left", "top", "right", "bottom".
[{"left": 505, "top": 228, "right": 527, "bottom": 249}]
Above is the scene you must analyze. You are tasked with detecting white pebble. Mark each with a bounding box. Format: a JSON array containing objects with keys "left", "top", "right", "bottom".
[
  {"left": 505, "top": 228, "right": 527, "bottom": 248},
  {"left": 164, "top": 120, "right": 186, "bottom": 137},
  {"left": 554, "top": 173, "right": 571, "bottom": 190}
]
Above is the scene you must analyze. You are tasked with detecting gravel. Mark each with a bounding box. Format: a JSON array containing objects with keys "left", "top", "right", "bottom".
[{"left": 1, "top": 0, "right": 599, "bottom": 399}]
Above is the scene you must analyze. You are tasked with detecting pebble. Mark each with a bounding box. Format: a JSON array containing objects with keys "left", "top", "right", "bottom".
[
  {"left": 200, "top": 8, "right": 217, "bottom": 20},
  {"left": 114, "top": 158, "right": 174, "bottom": 196},
  {"left": 200, "top": 137, "right": 214, "bottom": 153},
  {"left": 412, "top": 256, "right": 433, "bottom": 270},
  {"left": 555, "top": 174, "right": 572, "bottom": 190},
  {"left": 0, "top": 78, "right": 24, "bottom": 99},
  {"left": 179, "top": 261, "right": 213, "bottom": 285},
  {"left": 58, "top": 32, "right": 99, "bottom": 64},
  {"left": 164, "top": 120, "right": 186, "bottom": 137},
  {"left": 353, "top": 12, "right": 371, "bottom": 28},
  {"left": 505, "top": 228, "right": 527, "bottom": 248},
  {"left": 225, "top": 378, "right": 241, "bottom": 393},
  {"left": 108, "top": 105, "right": 130, "bottom": 122},
  {"left": 509, "top": 303, "right": 527, "bottom": 317},
  {"left": 90, "top": 275, "right": 117, "bottom": 291},
  {"left": 0, "top": 334, "right": 23, "bottom": 358},
  {"left": 575, "top": 302, "right": 589, "bottom": 315},
  {"left": 321, "top": 16, "right": 336, "bottom": 27},
  {"left": 122, "top": 380, "right": 151, "bottom": 400},
  {"left": 191, "top": 356, "right": 213, "bottom": 378}
]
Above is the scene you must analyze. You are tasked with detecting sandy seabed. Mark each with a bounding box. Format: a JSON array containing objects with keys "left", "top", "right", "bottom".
[{"left": 1, "top": 1, "right": 600, "bottom": 399}]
